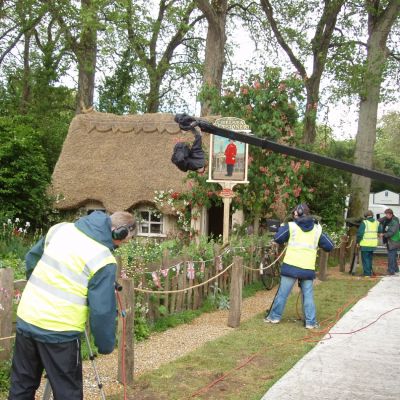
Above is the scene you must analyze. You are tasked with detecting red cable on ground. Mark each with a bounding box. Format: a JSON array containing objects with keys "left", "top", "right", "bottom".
[
  {"left": 188, "top": 353, "right": 258, "bottom": 398},
  {"left": 116, "top": 291, "right": 128, "bottom": 400},
  {"left": 187, "top": 295, "right": 400, "bottom": 399}
]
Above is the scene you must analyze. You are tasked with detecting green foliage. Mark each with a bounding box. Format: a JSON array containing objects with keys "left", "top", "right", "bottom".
[
  {"left": 373, "top": 111, "right": 400, "bottom": 192},
  {"left": 0, "top": 217, "right": 40, "bottom": 279},
  {"left": 98, "top": 49, "right": 143, "bottom": 114},
  {"left": 154, "top": 176, "right": 222, "bottom": 238},
  {"left": 205, "top": 67, "right": 313, "bottom": 221},
  {"left": 0, "top": 116, "right": 52, "bottom": 225},
  {"left": 0, "top": 359, "right": 11, "bottom": 395},
  {"left": 98, "top": 0, "right": 202, "bottom": 113},
  {"left": 0, "top": 73, "right": 74, "bottom": 172},
  {"left": 134, "top": 301, "right": 151, "bottom": 341},
  {"left": 302, "top": 131, "right": 353, "bottom": 230},
  {"left": 151, "top": 309, "right": 202, "bottom": 333},
  {"left": 207, "top": 284, "right": 230, "bottom": 310}
]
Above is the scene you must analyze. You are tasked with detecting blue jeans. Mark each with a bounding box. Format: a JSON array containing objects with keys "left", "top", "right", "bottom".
[
  {"left": 387, "top": 249, "right": 399, "bottom": 274},
  {"left": 267, "top": 275, "right": 316, "bottom": 326}
]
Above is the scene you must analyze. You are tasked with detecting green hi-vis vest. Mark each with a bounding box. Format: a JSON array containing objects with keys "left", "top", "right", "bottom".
[
  {"left": 283, "top": 222, "right": 322, "bottom": 270},
  {"left": 360, "top": 219, "right": 379, "bottom": 247},
  {"left": 17, "top": 223, "right": 116, "bottom": 332}
]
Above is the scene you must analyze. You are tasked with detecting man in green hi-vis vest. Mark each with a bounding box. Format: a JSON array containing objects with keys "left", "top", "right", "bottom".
[
  {"left": 378, "top": 208, "right": 400, "bottom": 276},
  {"left": 356, "top": 210, "right": 379, "bottom": 277}
]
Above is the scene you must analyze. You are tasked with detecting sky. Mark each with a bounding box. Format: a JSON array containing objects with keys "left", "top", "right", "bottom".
[{"left": 228, "top": 26, "right": 399, "bottom": 141}]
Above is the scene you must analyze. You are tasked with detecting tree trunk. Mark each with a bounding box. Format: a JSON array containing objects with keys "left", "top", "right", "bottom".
[
  {"left": 146, "top": 73, "right": 161, "bottom": 113},
  {"left": 197, "top": 0, "right": 227, "bottom": 117},
  {"left": 348, "top": 0, "right": 400, "bottom": 218},
  {"left": 260, "top": 0, "right": 344, "bottom": 145},
  {"left": 303, "top": 76, "right": 321, "bottom": 145},
  {"left": 75, "top": 0, "right": 97, "bottom": 114},
  {"left": 20, "top": 30, "right": 31, "bottom": 114}
]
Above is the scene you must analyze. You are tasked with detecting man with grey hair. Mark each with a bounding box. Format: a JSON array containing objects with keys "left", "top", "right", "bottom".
[
  {"left": 9, "top": 210, "right": 136, "bottom": 400},
  {"left": 378, "top": 208, "right": 400, "bottom": 276},
  {"left": 356, "top": 210, "right": 379, "bottom": 277}
]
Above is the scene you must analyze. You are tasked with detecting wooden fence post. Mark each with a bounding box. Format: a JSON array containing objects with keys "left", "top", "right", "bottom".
[
  {"left": 228, "top": 256, "right": 243, "bottom": 328},
  {"left": 318, "top": 250, "right": 329, "bottom": 281},
  {"left": 117, "top": 278, "right": 134, "bottom": 386},
  {"left": 213, "top": 244, "right": 221, "bottom": 293},
  {"left": 162, "top": 249, "right": 169, "bottom": 312},
  {"left": 347, "top": 236, "right": 357, "bottom": 274},
  {"left": 339, "top": 235, "right": 348, "bottom": 272},
  {"left": 0, "top": 268, "right": 14, "bottom": 361},
  {"left": 115, "top": 255, "right": 122, "bottom": 278}
]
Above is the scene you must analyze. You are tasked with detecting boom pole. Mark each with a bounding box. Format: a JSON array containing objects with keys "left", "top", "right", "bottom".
[{"left": 177, "top": 115, "right": 400, "bottom": 187}]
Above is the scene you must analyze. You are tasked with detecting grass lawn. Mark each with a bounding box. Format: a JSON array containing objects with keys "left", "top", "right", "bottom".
[{"left": 109, "top": 274, "right": 378, "bottom": 400}]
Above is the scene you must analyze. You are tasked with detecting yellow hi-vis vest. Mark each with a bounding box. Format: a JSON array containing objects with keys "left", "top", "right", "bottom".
[
  {"left": 283, "top": 222, "right": 322, "bottom": 270},
  {"left": 360, "top": 219, "right": 379, "bottom": 247},
  {"left": 17, "top": 223, "right": 116, "bottom": 332}
]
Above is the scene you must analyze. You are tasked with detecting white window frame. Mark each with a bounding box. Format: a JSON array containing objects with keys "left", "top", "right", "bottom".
[{"left": 137, "top": 207, "right": 165, "bottom": 237}]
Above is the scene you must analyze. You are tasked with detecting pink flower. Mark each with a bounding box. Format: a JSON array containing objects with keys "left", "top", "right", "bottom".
[{"left": 293, "top": 186, "right": 302, "bottom": 197}]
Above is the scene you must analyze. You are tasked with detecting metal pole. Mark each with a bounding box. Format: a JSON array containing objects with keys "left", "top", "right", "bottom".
[
  {"left": 41, "top": 378, "right": 52, "bottom": 400},
  {"left": 41, "top": 330, "right": 106, "bottom": 400},
  {"left": 176, "top": 114, "right": 400, "bottom": 187},
  {"left": 84, "top": 329, "right": 106, "bottom": 400}
]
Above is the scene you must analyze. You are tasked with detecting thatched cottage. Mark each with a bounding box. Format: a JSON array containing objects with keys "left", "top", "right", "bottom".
[{"left": 51, "top": 111, "right": 228, "bottom": 238}]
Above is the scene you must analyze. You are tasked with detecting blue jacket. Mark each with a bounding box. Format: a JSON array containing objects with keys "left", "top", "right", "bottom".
[
  {"left": 17, "top": 211, "right": 117, "bottom": 354},
  {"left": 274, "top": 216, "right": 334, "bottom": 280}
]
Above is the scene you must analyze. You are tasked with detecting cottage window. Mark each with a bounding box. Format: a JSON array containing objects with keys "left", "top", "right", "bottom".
[{"left": 138, "top": 209, "right": 164, "bottom": 236}]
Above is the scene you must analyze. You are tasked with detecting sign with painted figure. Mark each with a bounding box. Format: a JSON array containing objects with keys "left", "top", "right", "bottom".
[{"left": 207, "top": 117, "right": 250, "bottom": 184}]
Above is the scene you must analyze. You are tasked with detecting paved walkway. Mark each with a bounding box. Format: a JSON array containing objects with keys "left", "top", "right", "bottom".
[{"left": 261, "top": 276, "right": 400, "bottom": 400}]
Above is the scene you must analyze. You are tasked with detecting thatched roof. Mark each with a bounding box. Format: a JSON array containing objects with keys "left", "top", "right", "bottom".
[{"left": 50, "top": 111, "right": 215, "bottom": 213}]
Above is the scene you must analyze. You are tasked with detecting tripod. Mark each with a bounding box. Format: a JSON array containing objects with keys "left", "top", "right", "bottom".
[{"left": 41, "top": 329, "right": 106, "bottom": 400}]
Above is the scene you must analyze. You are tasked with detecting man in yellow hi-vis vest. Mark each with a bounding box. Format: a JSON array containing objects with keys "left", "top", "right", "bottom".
[
  {"left": 9, "top": 211, "right": 136, "bottom": 400},
  {"left": 356, "top": 210, "right": 379, "bottom": 277},
  {"left": 264, "top": 204, "right": 334, "bottom": 329}
]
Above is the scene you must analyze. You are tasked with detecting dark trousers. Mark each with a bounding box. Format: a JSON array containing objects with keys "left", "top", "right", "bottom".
[
  {"left": 9, "top": 332, "right": 83, "bottom": 400},
  {"left": 387, "top": 248, "right": 399, "bottom": 274},
  {"left": 361, "top": 251, "right": 373, "bottom": 276},
  {"left": 226, "top": 164, "right": 234, "bottom": 176}
]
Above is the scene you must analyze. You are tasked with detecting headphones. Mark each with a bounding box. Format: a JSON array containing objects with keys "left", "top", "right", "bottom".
[
  {"left": 112, "top": 222, "right": 136, "bottom": 240},
  {"left": 294, "top": 204, "right": 305, "bottom": 217}
]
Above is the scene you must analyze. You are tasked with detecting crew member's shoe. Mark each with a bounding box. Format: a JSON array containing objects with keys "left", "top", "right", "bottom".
[{"left": 264, "top": 318, "right": 280, "bottom": 324}]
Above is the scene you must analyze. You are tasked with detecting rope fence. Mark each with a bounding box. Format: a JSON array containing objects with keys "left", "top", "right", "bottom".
[
  {"left": 244, "top": 246, "right": 287, "bottom": 272},
  {"left": 133, "top": 262, "right": 234, "bottom": 294}
]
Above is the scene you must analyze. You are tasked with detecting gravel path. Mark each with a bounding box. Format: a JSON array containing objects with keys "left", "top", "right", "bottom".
[
  {"left": 33, "top": 284, "right": 306, "bottom": 399},
  {"left": 81, "top": 287, "right": 279, "bottom": 399}
]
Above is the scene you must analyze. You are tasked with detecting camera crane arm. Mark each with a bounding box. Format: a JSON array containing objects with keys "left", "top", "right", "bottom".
[{"left": 174, "top": 113, "right": 400, "bottom": 187}]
